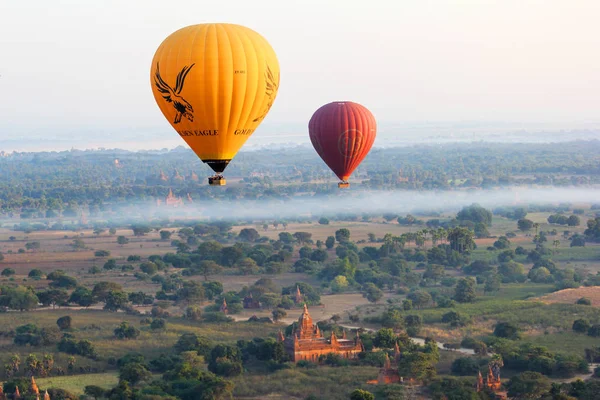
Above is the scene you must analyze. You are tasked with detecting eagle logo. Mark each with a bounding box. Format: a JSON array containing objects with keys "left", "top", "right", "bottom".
[
  {"left": 154, "top": 63, "right": 195, "bottom": 124},
  {"left": 253, "top": 65, "right": 279, "bottom": 123}
]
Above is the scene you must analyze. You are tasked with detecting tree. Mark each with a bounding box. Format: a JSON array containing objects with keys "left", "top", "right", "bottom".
[
  {"left": 494, "top": 322, "right": 520, "bottom": 339},
  {"left": 310, "top": 249, "right": 328, "bottom": 263},
  {"left": 1, "top": 286, "right": 39, "bottom": 311},
  {"left": 114, "top": 322, "right": 140, "bottom": 339},
  {"left": 568, "top": 215, "right": 581, "bottom": 226},
  {"left": 104, "top": 291, "right": 129, "bottom": 312},
  {"left": 1, "top": 268, "right": 15, "bottom": 277},
  {"left": 570, "top": 234, "right": 586, "bottom": 247},
  {"left": 94, "top": 250, "right": 110, "bottom": 257},
  {"left": 447, "top": 227, "right": 475, "bottom": 253},
  {"left": 239, "top": 228, "right": 260, "bottom": 242},
  {"left": 318, "top": 217, "right": 330, "bottom": 225},
  {"left": 454, "top": 278, "right": 476, "bottom": 303},
  {"left": 25, "top": 241, "right": 41, "bottom": 252},
  {"left": 150, "top": 318, "right": 166, "bottom": 330},
  {"left": 451, "top": 357, "right": 480, "bottom": 375},
  {"left": 237, "top": 258, "right": 259, "bottom": 275},
  {"left": 293, "top": 232, "right": 312, "bottom": 244},
  {"left": 507, "top": 371, "right": 551, "bottom": 400},
  {"left": 117, "top": 236, "right": 129, "bottom": 246},
  {"left": 331, "top": 275, "right": 349, "bottom": 293},
  {"left": 493, "top": 236, "right": 511, "bottom": 249},
  {"left": 56, "top": 316, "right": 72, "bottom": 330},
  {"left": 573, "top": 319, "right": 591, "bottom": 333},
  {"left": 159, "top": 230, "right": 172, "bottom": 240},
  {"left": 272, "top": 308, "right": 287, "bottom": 322},
  {"left": 335, "top": 228, "right": 351, "bottom": 244},
  {"left": 84, "top": 386, "right": 107, "bottom": 399},
  {"left": 373, "top": 328, "right": 397, "bottom": 348},
  {"left": 349, "top": 389, "right": 375, "bottom": 400},
  {"left": 325, "top": 236, "right": 335, "bottom": 249},
  {"left": 518, "top": 218, "right": 534, "bottom": 231},
  {"left": 423, "top": 264, "right": 445, "bottom": 283},
  {"left": 197, "top": 260, "right": 223, "bottom": 281},
  {"left": 457, "top": 204, "right": 492, "bottom": 226},
  {"left": 362, "top": 283, "right": 384, "bottom": 303},
  {"left": 119, "top": 362, "right": 152, "bottom": 384},
  {"left": 407, "top": 290, "right": 432, "bottom": 309},
  {"left": 69, "top": 286, "right": 95, "bottom": 307}
]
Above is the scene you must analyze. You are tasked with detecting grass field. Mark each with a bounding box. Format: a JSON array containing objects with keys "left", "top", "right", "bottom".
[
  {"left": 0, "top": 309, "right": 281, "bottom": 379},
  {"left": 37, "top": 372, "right": 119, "bottom": 394}
]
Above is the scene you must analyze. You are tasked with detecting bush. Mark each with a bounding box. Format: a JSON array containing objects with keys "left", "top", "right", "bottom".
[
  {"left": 451, "top": 357, "right": 480, "bottom": 375},
  {"left": 1, "top": 268, "right": 15, "bottom": 277},
  {"left": 576, "top": 297, "right": 592, "bottom": 306},
  {"left": 114, "top": 322, "right": 140, "bottom": 339},
  {"left": 56, "top": 315, "right": 72, "bottom": 330},
  {"left": 150, "top": 318, "right": 166, "bottom": 330},
  {"left": 573, "top": 319, "right": 591, "bottom": 333},
  {"left": 94, "top": 250, "right": 111, "bottom": 257},
  {"left": 588, "top": 325, "right": 600, "bottom": 337},
  {"left": 494, "top": 322, "right": 520, "bottom": 339}
]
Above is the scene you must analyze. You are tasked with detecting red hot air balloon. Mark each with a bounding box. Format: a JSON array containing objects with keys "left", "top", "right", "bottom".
[{"left": 308, "top": 101, "right": 377, "bottom": 188}]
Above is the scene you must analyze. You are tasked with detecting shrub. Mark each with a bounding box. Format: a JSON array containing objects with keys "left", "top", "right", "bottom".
[
  {"left": 56, "top": 315, "right": 72, "bottom": 330},
  {"left": 576, "top": 297, "right": 592, "bottom": 306}
]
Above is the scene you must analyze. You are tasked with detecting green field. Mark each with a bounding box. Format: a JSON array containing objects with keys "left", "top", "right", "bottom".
[{"left": 37, "top": 373, "right": 119, "bottom": 395}]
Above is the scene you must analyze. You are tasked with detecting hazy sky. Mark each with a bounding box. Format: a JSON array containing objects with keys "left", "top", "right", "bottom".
[{"left": 1, "top": 0, "right": 599, "bottom": 145}]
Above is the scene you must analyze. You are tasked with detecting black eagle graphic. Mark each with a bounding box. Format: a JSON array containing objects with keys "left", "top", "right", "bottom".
[
  {"left": 154, "top": 63, "right": 195, "bottom": 124},
  {"left": 253, "top": 65, "right": 279, "bottom": 123}
]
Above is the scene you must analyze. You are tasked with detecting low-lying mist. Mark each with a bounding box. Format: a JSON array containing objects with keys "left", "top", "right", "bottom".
[{"left": 110, "top": 187, "right": 600, "bottom": 224}]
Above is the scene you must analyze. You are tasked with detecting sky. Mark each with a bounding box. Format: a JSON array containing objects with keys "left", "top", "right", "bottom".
[{"left": 1, "top": 0, "right": 599, "bottom": 150}]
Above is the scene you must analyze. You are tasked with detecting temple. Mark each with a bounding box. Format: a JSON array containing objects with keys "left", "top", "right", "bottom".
[
  {"left": 156, "top": 188, "right": 185, "bottom": 207},
  {"left": 243, "top": 293, "right": 261, "bottom": 309},
  {"left": 279, "top": 304, "right": 363, "bottom": 362},
  {"left": 368, "top": 342, "right": 403, "bottom": 385},
  {"left": 476, "top": 366, "right": 504, "bottom": 397},
  {"left": 294, "top": 286, "right": 303, "bottom": 304},
  {"left": 0, "top": 378, "right": 51, "bottom": 400}
]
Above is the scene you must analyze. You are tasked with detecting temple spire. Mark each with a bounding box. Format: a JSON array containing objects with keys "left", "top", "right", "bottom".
[{"left": 31, "top": 376, "right": 39, "bottom": 395}]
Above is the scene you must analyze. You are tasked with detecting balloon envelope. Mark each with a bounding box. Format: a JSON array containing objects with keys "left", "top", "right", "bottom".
[
  {"left": 151, "top": 23, "right": 280, "bottom": 173},
  {"left": 308, "top": 101, "right": 377, "bottom": 182}
]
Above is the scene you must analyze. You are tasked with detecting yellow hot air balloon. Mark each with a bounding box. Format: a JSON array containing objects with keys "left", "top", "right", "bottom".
[{"left": 151, "top": 23, "right": 280, "bottom": 185}]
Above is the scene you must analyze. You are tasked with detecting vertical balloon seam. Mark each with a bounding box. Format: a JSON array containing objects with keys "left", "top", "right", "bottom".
[
  {"left": 218, "top": 24, "right": 233, "bottom": 157},
  {"left": 212, "top": 24, "right": 221, "bottom": 159},
  {"left": 309, "top": 107, "right": 326, "bottom": 178},
  {"left": 227, "top": 25, "right": 248, "bottom": 148},
  {"left": 237, "top": 27, "right": 261, "bottom": 146},
  {"left": 350, "top": 105, "right": 366, "bottom": 178},
  {"left": 245, "top": 31, "right": 267, "bottom": 131},
  {"left": 345, "top": 104, "right": 357, "bottom": 179},
  {"left": 330, "top": 105, "right": 346, "bottom": 180}
]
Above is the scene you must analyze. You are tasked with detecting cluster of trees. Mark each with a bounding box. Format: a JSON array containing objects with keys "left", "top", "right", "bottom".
[
  {"left": 2, "top": 141, "right": 600, "bottom": 217},
  {"left": 548, "top": 214, "right": 581, "bottom": 226}
]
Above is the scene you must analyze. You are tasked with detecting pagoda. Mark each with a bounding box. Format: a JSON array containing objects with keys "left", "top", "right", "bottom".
[{"left": 279, "top": 304, "right": 363, "bottom": 362}]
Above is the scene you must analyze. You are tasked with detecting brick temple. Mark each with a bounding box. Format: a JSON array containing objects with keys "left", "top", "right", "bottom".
[{"left": 279, "top": 304, "right": 363, "bottom": 362}]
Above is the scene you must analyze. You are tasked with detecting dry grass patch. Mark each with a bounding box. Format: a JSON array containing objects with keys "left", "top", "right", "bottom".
[{"left": 535, "top": 287, "right": 600, "bottom": 306}]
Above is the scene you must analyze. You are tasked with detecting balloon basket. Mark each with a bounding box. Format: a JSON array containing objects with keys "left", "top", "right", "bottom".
[
  {"left": 208, "top": 176, "right": 226, "bottom": 186},
  {"left": 338, "top": 182, "right": 350, "bottom": 188}
]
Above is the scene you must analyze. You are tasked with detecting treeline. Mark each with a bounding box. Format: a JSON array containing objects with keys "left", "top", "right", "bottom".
[{"left": 2, "top": 140, "right": 600, "bottom": 213}]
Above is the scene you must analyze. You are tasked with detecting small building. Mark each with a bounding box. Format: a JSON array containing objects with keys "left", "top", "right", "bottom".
[
  {"left": 368, "top": 342, "right": 403, "bottom": 385},
  {"left": 220, "top": 299, "right": 228, "bottom": 314},
  {"left": 243, "top": 293, "right": 261, "bottom": 309},
  {"left": 476, "top": 366, "right": 506, "bottom": 398},
  {"left": 294, "top": 285, "right": 303, "bottom": 304},
  {"left": 279, "top": 304, "right": 363, "bottom": 362}
]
